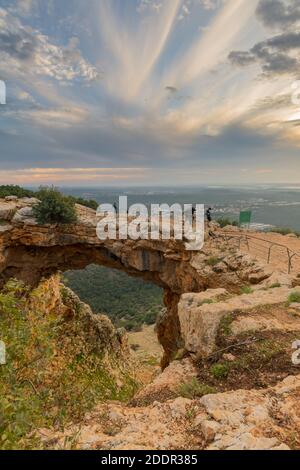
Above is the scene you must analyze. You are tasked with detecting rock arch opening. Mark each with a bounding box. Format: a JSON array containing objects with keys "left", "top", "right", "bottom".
[
  {"left": 64, "top": 264, "right": 164, "bottom": 333},
  {"left": 0, "top": 198, "right": 278, "bottom": 367}
]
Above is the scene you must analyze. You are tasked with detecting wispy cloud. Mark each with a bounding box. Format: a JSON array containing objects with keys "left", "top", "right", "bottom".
[
  {"left": 164, "top": 0, "right": 259, "bottom": 88},
  {"left": 1, "top": 0, "right": 300, "bottom": 185},
  {"left": 0, "top": 167, "right": 149, "bottom": 185},
  {"left": 97, "top": 0, "right": 181, "bottom": 100}
]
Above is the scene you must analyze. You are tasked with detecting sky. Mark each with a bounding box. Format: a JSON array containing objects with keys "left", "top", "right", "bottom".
[{"left": 0, "top": 0, "right": 300, "bottom": 187}]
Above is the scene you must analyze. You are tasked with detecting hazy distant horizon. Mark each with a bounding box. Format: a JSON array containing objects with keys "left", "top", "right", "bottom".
[{"left": 21, "top": 182, "right": 300, "bottom": 190}]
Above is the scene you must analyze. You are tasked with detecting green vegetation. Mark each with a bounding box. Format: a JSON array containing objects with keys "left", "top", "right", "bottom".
[
  {"left": 270, "top": 283, "right": 281, "bottom": 289},
  {"left": 178, "top": 378, "right": 216, "bottom": 399},
  {"left": 0, "top": 185, "right": 98, "bottom": 211},
  {"left": 271, "top": 227, "right": 300, "bottom": 237},
  {"left": 230, "top": 338, "right": 286, "bottom": 373},
  {"left": 240, "top": 286, "right": 254, "bottom": 295},
  {"left": 288, "top": 291, "right": 300, "bottom": 304},
  {"left": 255, "top": 339, "right": 285, "bottom": 361},
  {"left": 0, "top": 279, "right": 137, "bottom": 450},
  {"left": 201, "top": 338, "right": 286, "bottom": 386},
  {"left": 206, "top": 256, "right": 221, "bottom": 267},
  {"left": 67, "top": 196, "right": 98, "bottom": 210},
  {"left": 210, "top": 363, "right": 230, "bottom": 379},
  {"left": 217, "top": 217, "right": 239, "bottom": 228},
  {"left": 218, "top": 313, "right": 234, "bottom": 337},
  {"left": 0, "top": 185, "right": 35, "bottom": 199},
  {"left": 201, "top": 299, "right": 214, "bottom": 305},
  {"left": 32, "top": 187, "right": 78, "bottom": 225},
  {"left": 64, "top": 265, "right": 164, "bottom": 331}
]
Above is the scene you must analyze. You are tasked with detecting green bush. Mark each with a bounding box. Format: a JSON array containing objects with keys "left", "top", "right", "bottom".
[
  {"left": 36, "top": 189, "right": 98, "bottom": 211},
  {"left": 271, "top": 227, "right": 300, "bottom": 237},
  {"left": 288, "top": 292, "right": 300, "bottom": 304},
  {"left": 217, "top": 218, "right": 239, "bottom": 228},
  {"left": 0, "top": 185, "right": 35, "bottom": 199},
  {"left": 210, "top": 363, "right": 230, "bottom": 379},
  {"left": 207, "top": 257, "right": 221, "bottom": 267},
  {"left": 219, "top": 314, "right": 234, "bottom": 337},
  {"left": 33, "top": 187, "right": 77, "bottom": 225},
  {"left": 0, "top": 185, "right": 98, "bottom": 212},
  {"left": 240, "top": 286, "right": 254, "bottom": 295},
  {"left": 68, "top": 197, "right": 98, "bottom": 211},
  {"left": 178, "top": 378, "right": 216, "bottom": 399}
]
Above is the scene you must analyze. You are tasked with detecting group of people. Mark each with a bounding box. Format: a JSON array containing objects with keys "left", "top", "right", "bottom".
[
  {"left": 191, "top": 206, "right": 213, "bottom": 224},
  {"left": 113, "top": 202, "right": 213, "bottom": 224}
]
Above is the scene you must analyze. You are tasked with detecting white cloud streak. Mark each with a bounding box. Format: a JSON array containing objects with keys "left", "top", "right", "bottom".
[{"left": 97, "top": 0, "right": 181, "bottom": 101}]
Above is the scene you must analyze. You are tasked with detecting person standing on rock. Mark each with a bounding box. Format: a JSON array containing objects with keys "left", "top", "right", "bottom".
[{"left": 206, "top": 207, "right": 212, "bottom": 224}]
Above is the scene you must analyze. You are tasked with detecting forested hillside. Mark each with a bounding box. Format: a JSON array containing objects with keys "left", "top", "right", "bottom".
[{"left": 64, "top": 266, "right": 164, "bottom": 331}]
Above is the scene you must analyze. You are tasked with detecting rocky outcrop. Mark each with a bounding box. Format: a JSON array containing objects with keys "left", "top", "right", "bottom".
[
  {"left": 3, "top": 196, "right": 300, "bottom": 450},
  {"left": 197, "top": 374, "right": 300, "bottom": 450},
  {"left": 26, "top": 274, "right": 130, "bottom": 361},
  {"left": 2, "top": 197, "right": 297, "bottom": 367},
  {"left": 38, "top": 371, "right": 300, "bottom": 450},
  {"left": 178, "top": 286, "right": 300, "bottom": 358},
  {"left": 131, "top": 358, "right": 198, "bottom": 406}
]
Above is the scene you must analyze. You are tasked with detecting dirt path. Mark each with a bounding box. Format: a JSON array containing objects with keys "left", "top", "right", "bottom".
[
  {"left": 128, "top": 325, "right": 163, "bottom": 386},
  {"left": 223, "top": 230, "right": 300, "bottom": 274}
]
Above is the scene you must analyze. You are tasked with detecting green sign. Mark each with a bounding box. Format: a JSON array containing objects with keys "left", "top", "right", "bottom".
[{"left": 239, "top": 210, "right": 252, "bottom": 226}]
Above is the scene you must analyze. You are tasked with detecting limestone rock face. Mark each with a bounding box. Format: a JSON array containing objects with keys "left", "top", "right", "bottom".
[
  {"left": 39, "top": 373, "right": 300, "bottom": 450},
  {"left": 0, "top": 201, "right": 17, "bottom": 220},
  {"left": 178, "top": 287, "right": 300, "bottom": 357},
  {"left": 198, "top": 375, "right": 300, "bottom": 450},
  {"left": 12, "top": 206, "right": 37, "bottom": 225},
  {"left": 0, "top": 197, "right": 297, "bottom": 366},
  {"left": 28, "top": 275, "right": 130, "bottom": 359},
  {"left": 131, "top": 358, "right": 198, "bottom": 406}
]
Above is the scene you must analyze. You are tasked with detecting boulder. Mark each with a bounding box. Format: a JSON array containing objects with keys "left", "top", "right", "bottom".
[
  {"left": 198, "top": 380, "right": 300, "bottom": 450},
  {"left": 131, "top": 358, "right": 197, "bottom": 406},
  {"left": 201, "top": 420, "right": 221, "bottom": 443},
  {"left": 290, "top": 303, "right": 300, "bottom": 310},
  {"left": 0, "top": 201, "right": 17, "bottom": 221},
  {"left": 19, "top": 197, "right": 40, "bottom": 205},
  {"left": 178, "top": 287, "right": 299, "bottom": 357},
  {"left": 12, "top": 207, "right": 37, "bottom": 225},
  {"left": 0, "top": 224, "right": 13, "bottom": 233}
]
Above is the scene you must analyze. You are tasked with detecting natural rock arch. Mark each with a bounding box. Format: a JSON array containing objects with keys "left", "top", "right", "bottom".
[{"left": 0, "top": 198, "right": 275, "bottom": 366}]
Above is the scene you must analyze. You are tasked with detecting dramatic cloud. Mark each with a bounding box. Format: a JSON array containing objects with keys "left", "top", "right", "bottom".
[
  {"left": 256, "top": 0, "right": 300, "bottom": 30},
  {"left": 0, "top": 7, "right": 100, "bottom": 82},
  {"left": 229, "top": 0, "right": 300, "bottom": 76},
  {"left": 229, "top": 32, "right": 300, "bottom": 75},
  {"left": 1, "top": 0, "right": 300, "bottom": 185}
]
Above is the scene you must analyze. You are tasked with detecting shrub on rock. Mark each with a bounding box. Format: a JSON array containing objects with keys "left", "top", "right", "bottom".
[{"left": 33, "top": 187, "right": 77, "bottom": 225}]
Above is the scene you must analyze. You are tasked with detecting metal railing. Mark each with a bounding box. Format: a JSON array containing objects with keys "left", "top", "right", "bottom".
[{"left": 214, "top": 230, "right": 300, "bottom": 274}]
